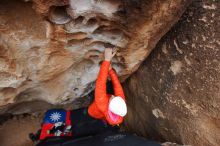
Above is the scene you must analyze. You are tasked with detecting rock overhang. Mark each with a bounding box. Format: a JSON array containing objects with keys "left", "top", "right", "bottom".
[{"left": 0, "top": 0, "right": 191, "bottom": 113}]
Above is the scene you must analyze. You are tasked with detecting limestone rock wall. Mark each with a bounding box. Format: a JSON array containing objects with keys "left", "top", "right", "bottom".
[
  {"left": 123, "top": 1, "right": 220, "bottom": 146},
  {"left": 0, "top": 0, "right": 190, "bottom": 113}
]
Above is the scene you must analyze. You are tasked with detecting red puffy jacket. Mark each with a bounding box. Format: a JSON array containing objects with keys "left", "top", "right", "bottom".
[{"left": 88, "top": 61, "right": 126, "bottom": 125}]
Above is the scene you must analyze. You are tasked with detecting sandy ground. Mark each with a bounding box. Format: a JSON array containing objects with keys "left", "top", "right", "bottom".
[{"left": 0, "top": 115, "right": 41, "bottom": 146}]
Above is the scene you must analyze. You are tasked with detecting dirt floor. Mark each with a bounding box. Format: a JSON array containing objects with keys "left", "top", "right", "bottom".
[{"left": 0, "top": 115, "right": 42, "bottom": 146}]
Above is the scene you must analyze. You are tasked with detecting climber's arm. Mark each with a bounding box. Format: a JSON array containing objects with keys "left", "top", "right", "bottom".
[
  {"left": 109, "top": 69, "right": 125, "bottom": 100},
  {"left": 94, "top": 61, "right": 110, "bottom": 113},
  {"left": 92, "top": 48, "right": 116, "bottom": 116}
]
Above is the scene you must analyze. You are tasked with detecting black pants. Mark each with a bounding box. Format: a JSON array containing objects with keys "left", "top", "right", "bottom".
[
  {"left": 37, "top": 131, "right": 161, "bottom": 146},
  {"left": 70, "top": 107, "right": 118, "bottom": 138}
]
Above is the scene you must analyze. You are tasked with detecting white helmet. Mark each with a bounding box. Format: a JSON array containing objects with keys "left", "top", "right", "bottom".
[{"left": 109, "top": 96, "right": 127, "bottom": 117}]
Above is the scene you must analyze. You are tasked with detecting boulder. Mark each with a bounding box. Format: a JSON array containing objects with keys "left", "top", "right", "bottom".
[
  {"left": 0, "top": 0, "right": 190, "bottom": 114},
  {"left": 123, "top": 0, "right": 220, "bottom": 146}
]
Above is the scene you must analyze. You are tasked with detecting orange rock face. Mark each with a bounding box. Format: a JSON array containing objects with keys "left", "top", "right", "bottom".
[{"left": 0, "top": 0, "right": 190, "bottom": 113}]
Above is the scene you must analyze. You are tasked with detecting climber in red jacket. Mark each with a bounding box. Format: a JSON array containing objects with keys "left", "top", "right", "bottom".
[
  {"left": 88, "top": 48, "right": 127, "bottom": 126},
  {"left": 30, "top": 48, "right": 127, "bottom": 143}
]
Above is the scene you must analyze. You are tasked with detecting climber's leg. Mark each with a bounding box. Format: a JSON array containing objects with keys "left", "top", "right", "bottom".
[{"left": 70, "top": 108, "right": 118, "bottom": 138}]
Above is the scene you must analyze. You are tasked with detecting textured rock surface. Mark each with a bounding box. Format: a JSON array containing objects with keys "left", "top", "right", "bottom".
[
  {"left": 0, "top": 0, "right": 190, "bottom": 113},
  {"left": 123, "top": 0, "right": 220, "bottom": 146}
]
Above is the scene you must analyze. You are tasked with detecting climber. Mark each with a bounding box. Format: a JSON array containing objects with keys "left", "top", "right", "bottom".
[
  {"left": 88, "top": 47, "right": 127, "bottom": 125},
  {"left": 30, "top": 47, "right": 127, "bottom": 144},
  {"left": 30, "top": 47, "right": 160, "bottom": 146}
]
